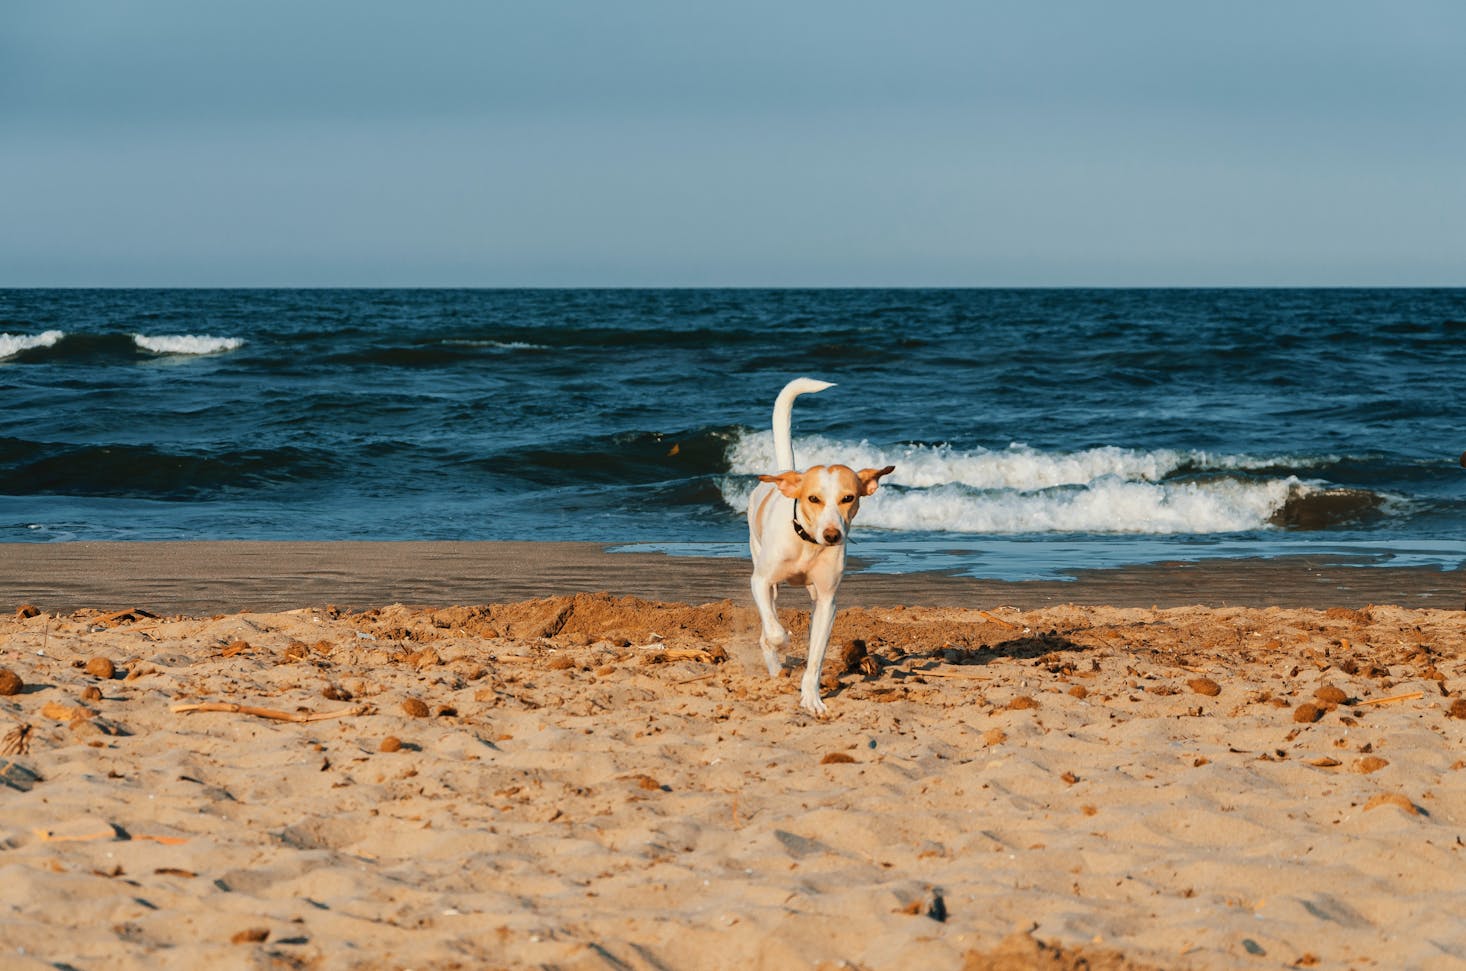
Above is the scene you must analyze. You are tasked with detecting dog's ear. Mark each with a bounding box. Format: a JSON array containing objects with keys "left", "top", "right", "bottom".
[
  {"left": 857, "top": 465, "right": 896, "bottom": 496},
  {"left": 759, "top": 471, "right": 805, "bottom": 498}
]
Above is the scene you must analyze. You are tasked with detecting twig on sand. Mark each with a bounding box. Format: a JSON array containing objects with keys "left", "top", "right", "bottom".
[
  {"left": 34, "top": 826, "right": 118, "bottom": 843},
  {"left": 1, "top": 723, "right": 32, "bottom": 756},
  {"left": 135, "top": 833, "right": 190, "bottom": 845},
  {"left": 913, "top": 667, "right": 990, "bottom": 681},
  {"left": 171, "top": 702, "right": 364, "bottom": 723},
  {"left": 1355, "top": 691, "right": 1425, "bottom": 707},
  {"left": 32, "top": 826, "right": 188, "bottom": 844},
  {"left": 977, "top": 610, "right": 1022, "bottom": 629},
  {"left": 642, "top": 648, "right": 717, "bottom": 663},
  {"left": 676, "top": 672, "right": 717, "bottom": 686},
  {"left": 96, "top": 607, "right": 159, "bottom": 627}
]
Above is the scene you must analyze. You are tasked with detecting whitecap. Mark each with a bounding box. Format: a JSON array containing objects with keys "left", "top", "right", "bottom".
[
  {"left": 133, "top": 334, "right": 246, "bottom": 355},
  {"left": 0, "top": 330, "right": 64, "bottom": 359},
  {"left": 440, "top": 339, "right": 548, "bottom": 351}
]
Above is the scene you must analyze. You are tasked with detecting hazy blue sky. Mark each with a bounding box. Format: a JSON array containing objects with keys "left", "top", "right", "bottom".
[{"left": 3, "top": 1, "right": 1463, "bottom": 286}]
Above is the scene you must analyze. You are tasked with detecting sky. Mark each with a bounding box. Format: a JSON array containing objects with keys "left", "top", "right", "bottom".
[{"left": 3, "top": 1, "right": 1464, "bottom": 287}]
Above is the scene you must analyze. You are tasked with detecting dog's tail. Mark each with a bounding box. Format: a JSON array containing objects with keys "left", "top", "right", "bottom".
[{"left": 771, "top": 377, "right": 835, "bottom": 471}]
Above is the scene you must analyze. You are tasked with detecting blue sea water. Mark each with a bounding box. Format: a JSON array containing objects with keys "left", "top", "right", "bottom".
[{"left": 3, "top": 288, "right": 1466, "bottom": 581}]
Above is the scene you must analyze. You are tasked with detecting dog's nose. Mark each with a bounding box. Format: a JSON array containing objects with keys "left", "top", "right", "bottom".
[{"left": 823, "top": 527, "right": 844, "bottom": 545}]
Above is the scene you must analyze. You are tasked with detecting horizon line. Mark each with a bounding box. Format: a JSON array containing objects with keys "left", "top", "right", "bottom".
[{"left": 4, "top": 282, "right": 1465, "bottom": 291}]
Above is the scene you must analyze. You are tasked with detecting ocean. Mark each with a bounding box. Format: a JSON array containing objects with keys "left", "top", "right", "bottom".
[{"left": 4, "top": 288, "right": 1466, "bottom": 581}]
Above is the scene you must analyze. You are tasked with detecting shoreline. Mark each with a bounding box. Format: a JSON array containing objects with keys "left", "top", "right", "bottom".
[{"left": 2, "top": 539, "right": 1462, "bottom": 614}]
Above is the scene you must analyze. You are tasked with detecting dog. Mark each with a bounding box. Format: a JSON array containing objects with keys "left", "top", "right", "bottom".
[{"left": 747, "top": 377, "right": 895, "bottom": 714}]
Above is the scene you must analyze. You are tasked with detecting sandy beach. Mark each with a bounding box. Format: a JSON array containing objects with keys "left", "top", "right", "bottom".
[{"left": 2, "top": 543, "right": 1465, "bottom": 970}]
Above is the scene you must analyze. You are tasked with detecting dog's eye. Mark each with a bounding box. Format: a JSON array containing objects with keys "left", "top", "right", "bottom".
[
  {"left": 807, "top": 496, "right": 822, "bottom": 505},
  {"left": 841, "top": 495, "right": 856, "bottom": 504}
]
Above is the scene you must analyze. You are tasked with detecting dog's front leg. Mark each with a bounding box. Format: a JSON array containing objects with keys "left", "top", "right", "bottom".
[
  {"left": 800, "top": 592, "right": 838, "bottom": 714},
  {"left": 750, "top": 573, "right": 787, "bottom": 676}
]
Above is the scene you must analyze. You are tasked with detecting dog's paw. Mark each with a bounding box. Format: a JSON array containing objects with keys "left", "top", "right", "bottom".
[
  {"left": 759, "top": 636, "right": 787, "bottom": 676},
  {"left": 800, "top": 691, "right": 829, "bottom": 716}
]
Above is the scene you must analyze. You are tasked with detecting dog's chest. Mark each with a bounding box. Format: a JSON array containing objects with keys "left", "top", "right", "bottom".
[{"left": 772, "top": 543, "right": 843, "bottom": 588}]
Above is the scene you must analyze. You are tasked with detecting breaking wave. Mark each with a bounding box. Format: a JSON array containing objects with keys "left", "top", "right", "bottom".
[
  {"left": 0, "top": 331, "right": 244, "bottom": 362},
  {"left": 0, "top": 330, "right": 65, "bottom": 359},
  {"left": 721, "top": 433, "right": 1385, "bottom": 535},
  {"left": 133, "top": 334, "right": 246, "bottom": 355}
]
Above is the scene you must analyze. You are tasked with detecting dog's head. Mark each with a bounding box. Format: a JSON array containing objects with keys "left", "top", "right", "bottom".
[{"left": 759, "top": 464, "right": 895, "bottom": 546}]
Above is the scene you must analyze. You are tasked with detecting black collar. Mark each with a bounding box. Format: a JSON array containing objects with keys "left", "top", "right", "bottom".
[{"left": 791, "top": 498, "right": 819, "bottom": 545}]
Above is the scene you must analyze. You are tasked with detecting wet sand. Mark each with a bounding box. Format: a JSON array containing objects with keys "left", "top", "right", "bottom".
[{"left": 2, "top": 540, "right": 1463, "bottom": 613}]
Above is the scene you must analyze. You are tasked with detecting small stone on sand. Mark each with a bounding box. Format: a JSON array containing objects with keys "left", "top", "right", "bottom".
[
  {"left": 0, "top": 669, "right": 22, "bottom": 696},
  {"left": 1293, "top": 703, "right": 1324, "bottom": 724}
]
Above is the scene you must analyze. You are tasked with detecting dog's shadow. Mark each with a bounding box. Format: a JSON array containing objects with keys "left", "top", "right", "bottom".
[
  {"left": 879, "top": 629, "right": 1092, "bottom": 685},
  {"left": 976, "top": 630, "right": 1090, "bottom": 663},
  {"left": 729, "top": 608, "right": 1095, "bottom": 701}
]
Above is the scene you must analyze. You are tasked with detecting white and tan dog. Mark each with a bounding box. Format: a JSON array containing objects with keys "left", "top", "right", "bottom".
[{"left": 747, "top": 377, "right": 895, "bottom": 714}]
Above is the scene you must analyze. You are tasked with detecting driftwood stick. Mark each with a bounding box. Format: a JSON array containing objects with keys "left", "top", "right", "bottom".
[
  {"left": 915, "top": 668, "right": 991, "bottom": 680},
  {"left": 134, "top": 833, "right": 190, "bottom": 845},
  {"left": 96, "top": 607, "right": 159, "bottom": 627},
  {"left": 33, "top": 827, "right": 189, "bottom": 844},
  {"left": 171, "top": 702, "right": 363, "bottom": 723},
  {"left": 1355, "top": 690, "right": 1425, "bottom": 707},
  {"left": 977, "top": 610, "right": 1022, "bottom": 629},
  {"left": 644, "top": 649, "right": 715, "bottom": 663},
  {"left": 34, "top": 827, "right": 117, "bottom": 843}
]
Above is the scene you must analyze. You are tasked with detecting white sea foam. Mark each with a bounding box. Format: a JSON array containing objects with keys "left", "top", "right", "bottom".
[
  {"left": 861, "top": 476, "right": 1304, "bottom": 534},
  {"left": 441, "top": 339, "right": 547, "bottom": 351},
  {"left": 727, "top": 432, "right": 1312, "bottom": 490},
  {"left": 133, "top": 334, "right": 245, "bottom": 355},
  {"left": 721, "top": 431, "right": 1318, "bottom": 535},
  {"left": 0, "top": 330, "right": 64, "bottom": 359}
]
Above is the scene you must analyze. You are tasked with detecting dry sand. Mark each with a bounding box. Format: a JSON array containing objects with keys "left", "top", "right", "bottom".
[{"left": 1, "top": 543, "right": 1465, "bottom": 970}]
